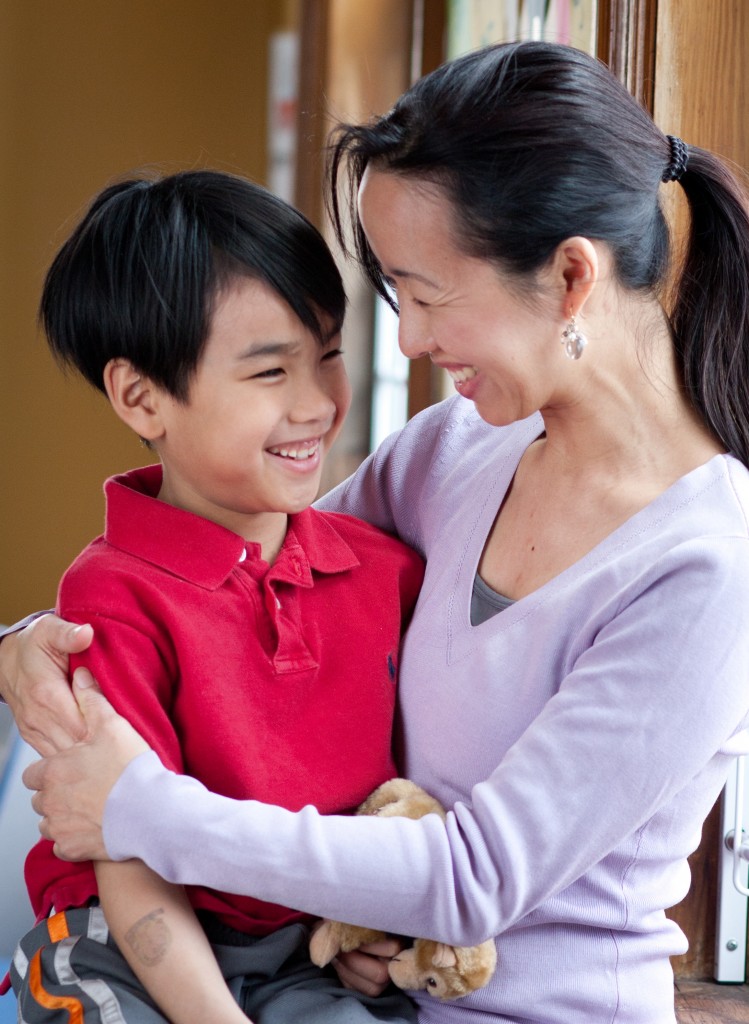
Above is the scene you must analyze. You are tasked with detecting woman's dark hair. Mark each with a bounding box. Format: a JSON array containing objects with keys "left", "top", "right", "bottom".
[
  {"left": 41, "top": 170, "right": 346, "bottom": 400},
  {"left": 329, "top": 40, "right": 749, "bottom": 466}
]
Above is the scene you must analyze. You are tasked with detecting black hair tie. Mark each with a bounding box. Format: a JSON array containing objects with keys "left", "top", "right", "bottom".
[{"left": 662, "top": 135, "right": 689, "bottom": 183}]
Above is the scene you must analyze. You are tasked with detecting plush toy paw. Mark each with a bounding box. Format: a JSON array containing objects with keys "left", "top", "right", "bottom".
[
  {"left": 308, "top": 779, "right": 498, "bottom": 999},
  {"left": 309, "top": 920, "right": 387, "bottom": 967},
  {"left": 356, "top": 778, "right": 446, "bottom": 822}
]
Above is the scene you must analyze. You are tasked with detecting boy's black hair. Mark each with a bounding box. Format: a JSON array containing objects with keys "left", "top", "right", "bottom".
[{"left": 41, "top": 170, "right": 347, "bottom": 400}]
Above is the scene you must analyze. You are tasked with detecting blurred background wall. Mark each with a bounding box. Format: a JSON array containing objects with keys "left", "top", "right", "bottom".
[{"left": 0, "top": 0, "right": 296, "bottom": 621}]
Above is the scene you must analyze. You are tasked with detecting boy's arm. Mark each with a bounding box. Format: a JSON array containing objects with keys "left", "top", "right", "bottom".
[{"left": 95, "top": 860, "right": 250, "bottom": 1024}]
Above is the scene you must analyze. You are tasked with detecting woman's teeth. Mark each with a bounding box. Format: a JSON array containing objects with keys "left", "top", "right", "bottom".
[
  {"left": 268, "top": 442, "right": 319, "bottom": 460},
  {"left": 448, "top": 366, "right": 478, "bottom": 384}
]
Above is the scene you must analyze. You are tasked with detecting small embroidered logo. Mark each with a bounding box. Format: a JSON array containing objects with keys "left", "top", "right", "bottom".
[{"left": 387, "top": 653, "right": 396, "bottom": 681}]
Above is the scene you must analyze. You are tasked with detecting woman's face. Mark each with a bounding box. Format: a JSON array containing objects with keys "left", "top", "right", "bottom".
[{"left": 357, "top": 167, "right": 566, "bottom": 426}]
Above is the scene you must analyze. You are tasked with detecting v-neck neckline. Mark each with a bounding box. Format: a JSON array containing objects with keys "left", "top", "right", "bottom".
[{"left": 449, "top": 437, "right": 731, "bottom": 652}]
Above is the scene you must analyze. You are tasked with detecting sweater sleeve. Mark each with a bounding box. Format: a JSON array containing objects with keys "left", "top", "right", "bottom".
[
  {"left": 0, "top": 611, "right": 54, "bottom": 640},
  {"left": 103, "top": 535, "right": 749, "bottom": 946},
  {"left": 315, "top": 397, "right": 458, "bottom": 553}
]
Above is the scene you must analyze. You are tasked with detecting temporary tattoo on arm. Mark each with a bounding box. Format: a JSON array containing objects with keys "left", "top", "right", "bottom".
[{"left": 125, "top": 908, "right": 172, "bottom": 967}]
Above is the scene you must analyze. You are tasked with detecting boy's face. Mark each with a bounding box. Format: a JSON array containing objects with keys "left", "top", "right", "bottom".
[{"left": 154, "top": 277, "right": 351, "bottom": 547}]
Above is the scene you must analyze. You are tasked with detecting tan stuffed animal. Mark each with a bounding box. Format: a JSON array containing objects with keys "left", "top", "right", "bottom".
[{"left": 308, "top": 778, "right": 497, "bottom": 1000}]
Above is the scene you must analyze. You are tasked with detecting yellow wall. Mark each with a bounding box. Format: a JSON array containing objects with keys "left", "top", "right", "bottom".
[{"left": 0, "top": 1, "right": 291, "bottom": 622}]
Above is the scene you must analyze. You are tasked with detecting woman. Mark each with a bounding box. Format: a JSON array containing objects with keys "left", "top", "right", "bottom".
[{"left": 4, "top": 42, "right": 749, "bottom": 1023}]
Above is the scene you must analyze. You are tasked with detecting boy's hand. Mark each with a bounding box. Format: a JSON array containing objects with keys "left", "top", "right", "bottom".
[
  {"left": 0, "top": 614, "right": 93, "bottom": 754},
  {"left": 23, "top": 669, "right": 149, "bottom": 861},
  {"left": 332, "top": 937, "right": 407, "bottom": 997}
]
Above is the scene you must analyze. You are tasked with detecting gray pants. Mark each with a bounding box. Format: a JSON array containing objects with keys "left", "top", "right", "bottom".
[{"left": 11, "top": 907, "right": 418, "bottom": 1023}]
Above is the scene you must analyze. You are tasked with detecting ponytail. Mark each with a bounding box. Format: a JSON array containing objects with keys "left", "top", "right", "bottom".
[{"left": 671, "top": 151, "right": 749, "bottom": 466}]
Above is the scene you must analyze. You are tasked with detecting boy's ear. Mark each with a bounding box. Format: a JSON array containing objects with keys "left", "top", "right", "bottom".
[{"left": 103, "top": 359, "right": 166, "bottom": 441}]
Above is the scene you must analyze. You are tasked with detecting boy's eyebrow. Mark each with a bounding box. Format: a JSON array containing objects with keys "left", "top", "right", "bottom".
[
  {"left": 235, "top": 340, "right": 301, "bottom": 361},
  {"left": 236, "top": 328, "right": 341, "bottom": 361}
]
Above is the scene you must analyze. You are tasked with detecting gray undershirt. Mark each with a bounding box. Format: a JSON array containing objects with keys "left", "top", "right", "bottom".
[{"left": 470, "top": 573, "right": 516, "bottom": 626}]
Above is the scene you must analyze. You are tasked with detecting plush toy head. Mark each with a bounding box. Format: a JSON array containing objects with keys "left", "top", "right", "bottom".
[{"left": 388, "top": 938, "right": 497, "bottom": 1000}]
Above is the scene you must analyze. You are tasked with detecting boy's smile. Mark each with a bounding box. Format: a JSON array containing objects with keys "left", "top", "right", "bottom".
[{"left": 151, "top": 277, "right": 351, "bottom": 561}]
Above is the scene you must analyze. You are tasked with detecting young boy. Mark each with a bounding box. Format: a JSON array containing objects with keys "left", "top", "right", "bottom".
[{"left": 10, "top": 171, "right": 423, "bottom": 1024}]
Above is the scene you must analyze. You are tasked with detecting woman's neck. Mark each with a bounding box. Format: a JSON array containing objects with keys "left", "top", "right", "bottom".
[{"left": 539, "top": 297, "right": 723, "bottom": 483}]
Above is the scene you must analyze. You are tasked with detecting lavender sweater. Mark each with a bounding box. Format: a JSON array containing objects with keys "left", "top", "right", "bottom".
[{"left": 104, "top": 398, "right": 749, "bottom": 1023}]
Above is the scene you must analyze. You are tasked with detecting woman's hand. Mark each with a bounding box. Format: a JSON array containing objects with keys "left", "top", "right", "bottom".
[
  {"left": 0, "top": 613, "right": 93, "bottom": 754},
  {"left": 23, "top": 669, "right": 149, "bottom": 861},
  {"left": 332, "top": 937, "right": 407, "bottom": 997}
]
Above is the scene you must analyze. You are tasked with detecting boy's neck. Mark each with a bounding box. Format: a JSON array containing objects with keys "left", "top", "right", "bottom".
[
  {"left": 155, "top": 473, "right": 290, "bottom": 566},
  {"left": 257, "top": 517, "right": 289, "bottom": 565}
]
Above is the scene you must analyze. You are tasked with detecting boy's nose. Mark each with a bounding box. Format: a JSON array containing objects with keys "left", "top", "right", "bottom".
[{"left": 290, "top": 380, "right": 338, "bottom": 425}]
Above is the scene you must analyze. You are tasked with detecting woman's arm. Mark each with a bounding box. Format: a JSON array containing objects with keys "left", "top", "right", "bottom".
[
  {"left": 27, "top": 537, "right": 749, "bottom": 949},
  {"left": 95, "top": 860, "right": 249, "bottom": 1024},
  {"left": 0, "top": 614, "right": 93, "bottom": 753},
  {"left": 316, "top": 396, "right": 457, "bottom": 551},
  {"left": 25, "top": 671, "right": 406, "bottom": 999}
]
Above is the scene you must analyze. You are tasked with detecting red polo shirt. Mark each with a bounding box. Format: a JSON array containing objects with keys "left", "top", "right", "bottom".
[{"left": 25, "top": 464, "right": 424, "bottom": 934}]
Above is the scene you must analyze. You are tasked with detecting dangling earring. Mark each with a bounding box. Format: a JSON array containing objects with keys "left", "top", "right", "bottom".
[{"left": 561, "top": 312, "right": 587, "bottom": 360}]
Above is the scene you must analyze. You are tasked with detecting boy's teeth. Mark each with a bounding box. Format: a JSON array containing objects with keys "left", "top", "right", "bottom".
[
  {"left": 269, "top": 443, "right": 318, "bottom": 460},
  {"left": 448, "top": 366, "right": 478, "bottom": 384}
]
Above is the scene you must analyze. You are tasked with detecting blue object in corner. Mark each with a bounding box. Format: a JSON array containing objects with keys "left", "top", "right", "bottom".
[{"left": 0, "top": 961, "right": 16, "bottom": 1024}]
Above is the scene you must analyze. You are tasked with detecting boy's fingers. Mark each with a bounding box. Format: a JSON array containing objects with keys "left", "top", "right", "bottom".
[
  {"left": 355, "top": 937, "right": 405, "bottom": 958},
  {"left": 332, "top": 949, "right": 392, "bottom": 996}
]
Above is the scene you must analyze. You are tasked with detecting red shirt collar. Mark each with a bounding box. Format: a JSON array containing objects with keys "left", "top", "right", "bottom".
[{"left": 104, "top": 465, "right": 360, "bottom": 591}]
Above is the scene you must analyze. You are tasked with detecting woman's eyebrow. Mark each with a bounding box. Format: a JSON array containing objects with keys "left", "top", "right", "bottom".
[{"left": 384, "top": 268, "right": 440, "bottom": 289}]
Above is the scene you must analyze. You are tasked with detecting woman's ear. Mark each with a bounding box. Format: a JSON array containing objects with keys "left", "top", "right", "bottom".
[
  {"left": 103, "top": 359, "right": 166, "bottom": 442},
  {"left": 548, "top": 236, "right": 599, "bottom": 319}
]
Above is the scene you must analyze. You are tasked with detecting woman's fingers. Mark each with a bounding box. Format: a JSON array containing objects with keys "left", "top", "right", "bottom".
[
  {"left": 0, "top": 614, "right": 94, "bottom": 753},
  {"left": 22, "top": 671, "right": 150, "bottom": 860}
]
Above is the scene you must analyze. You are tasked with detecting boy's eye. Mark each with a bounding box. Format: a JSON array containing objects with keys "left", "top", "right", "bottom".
[
  {"left": 322, "top": 348, "right": 344, "bottom": 362},
  {"left": 251, "top": 367, "right": 284, "bottom": 380}
]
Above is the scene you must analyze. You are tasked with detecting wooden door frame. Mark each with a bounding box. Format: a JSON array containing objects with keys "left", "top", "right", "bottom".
[{"left": 598, "top": 0, "right": 658, "bottom": 112}]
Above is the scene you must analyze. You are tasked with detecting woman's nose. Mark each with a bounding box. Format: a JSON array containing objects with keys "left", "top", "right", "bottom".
[{"left": 398, "top": 307, "right": 433, "bottom": 360}]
